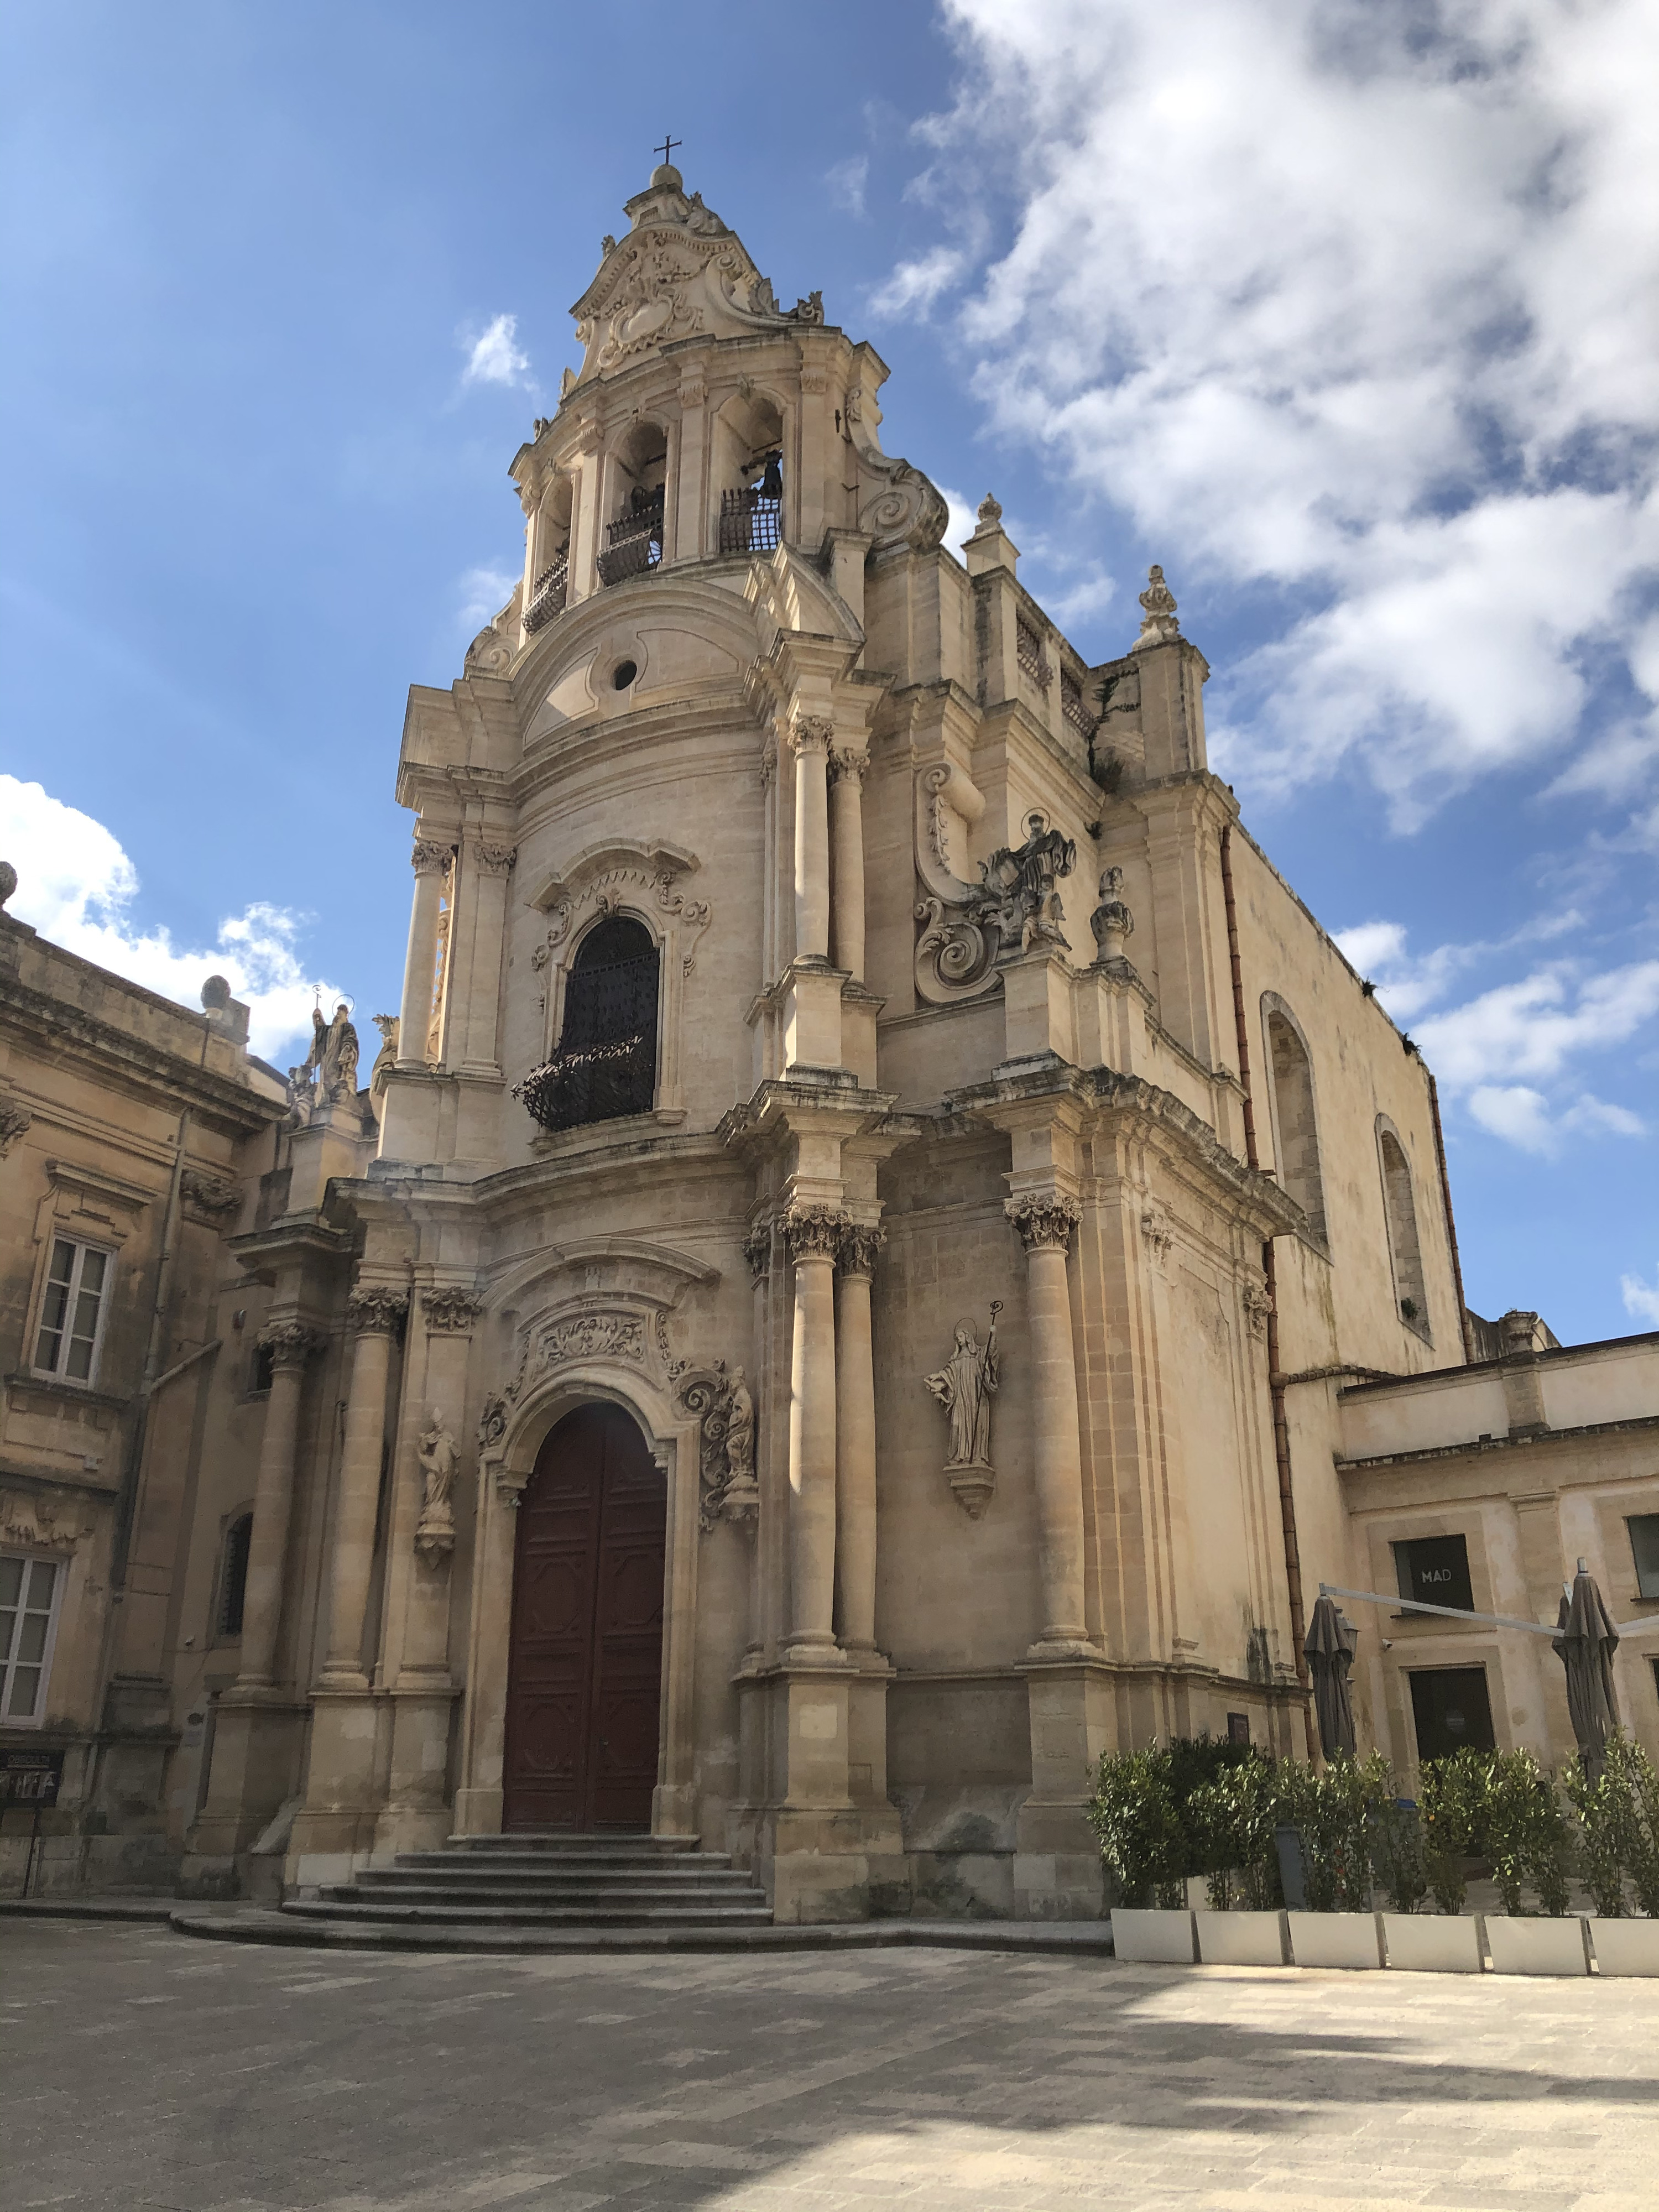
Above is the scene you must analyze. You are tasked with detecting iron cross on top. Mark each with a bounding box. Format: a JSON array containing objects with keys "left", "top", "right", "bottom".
[{"left": 655, "top": 135, "right": 680, "bottom": 165}]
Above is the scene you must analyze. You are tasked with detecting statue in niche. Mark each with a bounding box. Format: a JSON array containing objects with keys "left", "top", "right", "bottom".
[
  {"left": 724, "top": 1367, "right": 755, "bottom": 1488},
  {"left": 294, "top": 999, "right": 360, "bottom": 1110},
  {"left": 414, "top": 1408, "right": 457, "bottom": 1564},
  {"left": 925, "top": 1303, "right": 1001, "bottom": 1519}
]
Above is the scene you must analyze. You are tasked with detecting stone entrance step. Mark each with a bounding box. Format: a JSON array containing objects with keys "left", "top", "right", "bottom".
[{"left": 284, "top": 1829, "right": 773, "bottom": 1934}]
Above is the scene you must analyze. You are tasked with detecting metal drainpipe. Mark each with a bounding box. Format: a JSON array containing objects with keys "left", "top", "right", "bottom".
[
  {"left": 1220, "top": 825, "right": 1316, "bottom": 1760},
  {"left": 1427, "top": 1071, "right": 1475, "bottom": 1365}
]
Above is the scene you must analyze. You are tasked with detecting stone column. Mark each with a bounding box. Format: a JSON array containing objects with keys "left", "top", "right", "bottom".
[
  {"left": 1006, "top": 1194, "right": 1091, "bottom": 1653},
  {"left": 317, "top": 1289, "right": 405, "bottom": 1692},
  {"left": 397, "top": 838, "right": 451, "bottom": 1069},
  {"left": 828, "top": 747, "right": 869, "bottom": 982},
  {"left": 236, "top": 1321, "right": 321, "bottom": 1689},
  {"left": 790, "top": 714, "right": 833, "bottom": 964},
  {"left": 784, "top": 1204, "right": 844, "bottom": 1654},
  {"left": 834, "top": 1223, "right": 882, "bottom": 1655},
  {"left": 455, "top": 836, "right": 516, "bottom": 1076}
]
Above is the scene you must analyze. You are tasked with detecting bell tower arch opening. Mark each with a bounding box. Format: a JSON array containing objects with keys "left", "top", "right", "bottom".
[
  {"left": 526, "top": 474, "right": 573, "bottom": 633},
  {"left": 599, "top": 421, "right": 669, "bottom": 585},
  {"left": 714, "top": 388, "right": 785, "bottom": 554}
]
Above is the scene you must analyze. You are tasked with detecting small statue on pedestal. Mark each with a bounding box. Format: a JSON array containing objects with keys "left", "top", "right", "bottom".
[
  {"left": 414, "top": 1408, "right": 457, "bottom": 1566},
  {"left": 925, "top": 1303, "right": 1001, "bottom": 1519}
]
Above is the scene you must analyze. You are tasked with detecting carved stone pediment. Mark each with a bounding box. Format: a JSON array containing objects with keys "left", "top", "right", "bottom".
[{"left": 568, "top": 176, "right": 823, "bottom": 387}]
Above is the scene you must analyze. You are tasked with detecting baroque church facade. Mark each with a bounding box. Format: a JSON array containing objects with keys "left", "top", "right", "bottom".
[{"left": 12, "top": 161, "right": 1648, "bottom": 1920}]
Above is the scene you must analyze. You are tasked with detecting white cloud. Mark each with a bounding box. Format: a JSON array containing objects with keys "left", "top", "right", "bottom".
[
  {"left": 869, "top": 246, "right": 966, "bottom": 319},
  {"left": 461, "top": 312, "right": 530, "bottom": 388},
  {"left": 1623, "top": 1266, "right": 1659, "bottom": 1326},
  {"left": 0, "top": 776, "right": 346, "bottom": 1064},
  {"left": 1415, "top": 959, "right": 1659, "bottom": 1089},
  {"left": 937, "top": 485, "right": 980, "bottom": 554},
  {"left": 458, "top": 565, "right": 518, "bottom": 634},
  {"left": 913, "top": 0, "right": 1659, "bottom": 826},
  {"left": 1468, "top": 1085, "right": 1644, "bottom": 1156},
  {"left": 827, "top": 155, "right": 869, "bottom": 218}
]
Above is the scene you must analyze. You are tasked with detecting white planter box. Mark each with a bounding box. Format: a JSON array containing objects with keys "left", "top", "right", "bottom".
[
  {"left": 1194, "top": 1909, "right": 1289, "bottom": 1966},
  {"left": 1287, "top": 1911, "right": 1384, "bottom": 1970},
  {"left": 1110, "top": 1908, "right": 1196, "bottom": 1963},
  {"left": 1485, "top": 1916, "right": 1589, "bottom": 1977},
  {"left": 1383, "top": 1912, "right": 1486, "bottom": 1973},
  {"left": 1587, "top": 1918, "right": 1659, "bottom": 1976}
]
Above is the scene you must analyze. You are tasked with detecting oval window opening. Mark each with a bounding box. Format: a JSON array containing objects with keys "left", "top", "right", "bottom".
[{"left": 612, "top": 659, "right": 638, "bottom": 691}]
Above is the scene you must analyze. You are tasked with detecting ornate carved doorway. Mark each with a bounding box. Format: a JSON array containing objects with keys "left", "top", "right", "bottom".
[{"left": 502, "top": 1404, "right": 666, "bottom": 1830}]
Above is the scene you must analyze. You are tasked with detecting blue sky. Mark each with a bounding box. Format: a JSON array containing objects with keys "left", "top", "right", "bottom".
[{"left": 2, "top": 0, "right": 1655, "bottom": 1345}]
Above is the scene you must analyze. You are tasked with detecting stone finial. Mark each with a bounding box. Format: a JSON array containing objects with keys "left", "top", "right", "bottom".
[
  {"left": 0, "top": 860, "right": 18, "bottom": 910},
  {"left": 1135, "top": 564, "right": 1181, "bottom": 648},
  {"left": 975, "top": 493, "right": 1003, "bottom": 528}
]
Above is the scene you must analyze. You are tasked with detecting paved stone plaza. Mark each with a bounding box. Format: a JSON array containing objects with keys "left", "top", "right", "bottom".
[{"left": 4, "top": 1920, "right": 1657, "bottom": 2212}]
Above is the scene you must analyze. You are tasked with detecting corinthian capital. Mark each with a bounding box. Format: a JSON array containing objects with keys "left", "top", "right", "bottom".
[
  {"left": 787, "top": 713, "right": 834, "bottom": 758},
  {"left": 422, "top": 1286, "right": 485, "bottom": 1333},
  {"left": 1005, "top": 1193, "right": 1082, "bottom": 1255},
  {"left": 782, "top": 1203, "right": 847, "bottom": 1264},
  {"left": 469, "top": 838, "right": 518, "bottom": 875},
  {"left": 412, "top": 838, "right": 454, "bottom": 878},
  {"left": 828, "top": 747, "right": 869, "bottom": 790},
  {"left": 837, "top": 1222, "right": 885, "bottom": 1279},
  {"left": 257, "top": 1321, "right": 324, "bottom": 1369},
  {"left": 347, "top": 1287, "right": 408, "bottom": 1337}
]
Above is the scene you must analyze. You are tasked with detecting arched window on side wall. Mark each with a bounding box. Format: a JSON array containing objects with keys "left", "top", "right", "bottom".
[
  {"left": 515, "top": 915, "right": 660, "bottom": 1133},
  {"left": 217, "top": 1512, "right": 253, "bottom": 1639},
  {"left": 1378, "top": 1120, "right": 1430, "bottom": 1337},
  {"left": 1264, "top": 1000, "right": 1327, "bottom": 1244}
]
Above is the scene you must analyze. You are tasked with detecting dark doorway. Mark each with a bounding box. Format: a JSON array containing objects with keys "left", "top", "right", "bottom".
[
  {"left": 1408, "top": 1666, "right": 1496, "bottom": 1761},
  {"left": 503, "top": 1404, "right": 666, "bottom": 1831}
]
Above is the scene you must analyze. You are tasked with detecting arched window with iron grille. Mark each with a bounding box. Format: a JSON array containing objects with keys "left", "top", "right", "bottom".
[{"left": 515, "top": 915, "right": 660, "bottom": 1132}]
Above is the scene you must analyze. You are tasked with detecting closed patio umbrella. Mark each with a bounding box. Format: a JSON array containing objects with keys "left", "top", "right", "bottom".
[
  {"left": 1305, "top": 1592, "right": 1358, "bottom": 1760},
  {"left": 1552, "top": 1559, "right": 1620, "bottom": 1782}
]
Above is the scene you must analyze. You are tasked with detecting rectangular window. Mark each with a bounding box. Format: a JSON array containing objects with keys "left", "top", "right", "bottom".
[
  {"left": 32, "top": 1237, "right": 110, "bottom": 1385},
  {"left": 1408, "top": 1667, "right": 1496, "bottom": 1761},
  {"left": 1627, "top": 1515, "right": 1659, "bottom": 1601},
  {"left": 1393, "top": 1534, "right": 1474, "bottom": 1616},
  {"left": 0, "top": 1554, "right": 64, "bottom": 1725}
]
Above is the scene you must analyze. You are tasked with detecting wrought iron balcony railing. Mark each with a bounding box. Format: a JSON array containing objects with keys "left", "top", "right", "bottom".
[
  {"left": 513, "top": 1034, "right": 655, "bottom": 1132},
  {"left": 597, "top": 491, "right": 664, "bottom": 587},
  {"left": 523, "top": 551, "right": 568, "bottom": 633},
  {"left": 718, "top": 484, "right": 782, "bottom": 555}
]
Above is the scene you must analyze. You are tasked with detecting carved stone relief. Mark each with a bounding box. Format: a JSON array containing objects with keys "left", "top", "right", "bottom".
[
  {"left": 347, "top": 1286, "right": 408, "bottom": 1337},
  {"left": 1242, "top": 1282, "right": 1275, "bottom": 1338},
  {"left": 1089, "top": 868, "right": 1135, "bottom": 964},
  {"left": 914, "top": 806, "right": 1078, "bottom": 1002},
  {"left": 680, "top": 1363, "right": 759, "bottom": 1533},
  {"left": 179, "top": 1168, "right": 242, "bottom": 1219},
  {"left": 257, "top": 1321, "right": 323, "bottom": 1369},
  {"left": 924, "top": 1304, "right": 1001, "bottom": 1520},
  {"left": 1, "top": 1093, "right": 35, "bottom": 1157}
]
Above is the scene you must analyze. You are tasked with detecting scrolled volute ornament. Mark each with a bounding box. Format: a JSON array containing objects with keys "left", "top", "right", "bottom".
[
  {"left": 1005, "top": 1193, "right": 1082, "bottom": 1255},
  {"left": 680, "top": 1362, "right": 759, "bottom": 1533}
]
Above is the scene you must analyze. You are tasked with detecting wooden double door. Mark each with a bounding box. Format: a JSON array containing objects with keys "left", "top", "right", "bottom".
[{"left": 502, "top": 1405, "right": 666, "bottom": 1831}]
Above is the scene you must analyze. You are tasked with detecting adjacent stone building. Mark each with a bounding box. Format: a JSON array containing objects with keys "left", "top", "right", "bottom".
[{"left": 4, "top": 163, "right": 1655, "bottom": 1916}]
